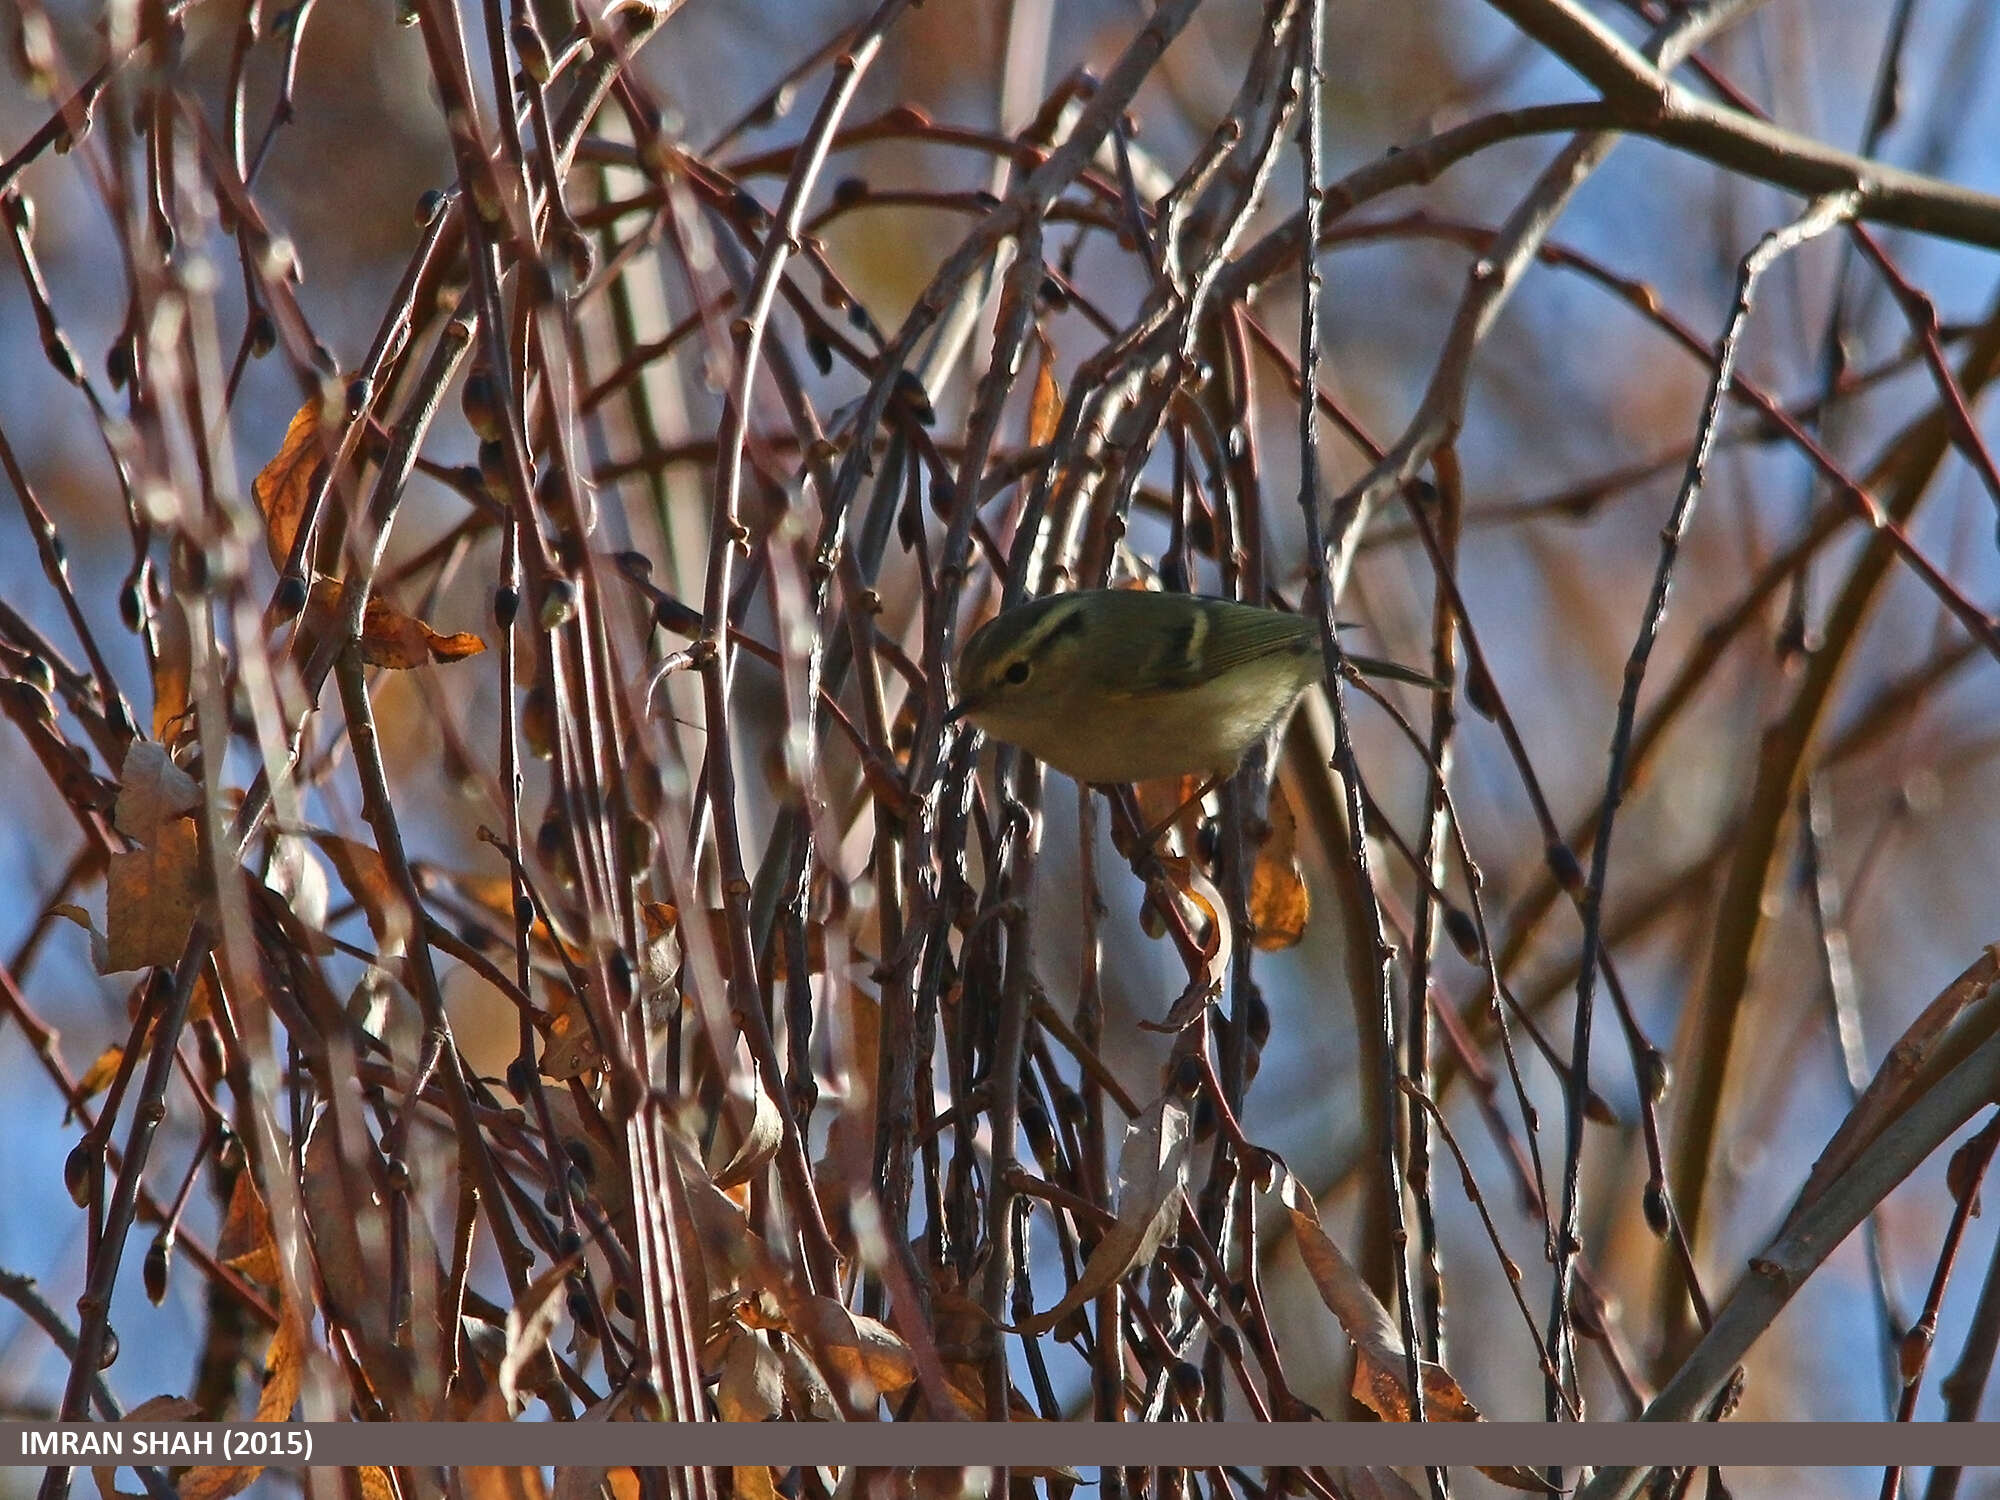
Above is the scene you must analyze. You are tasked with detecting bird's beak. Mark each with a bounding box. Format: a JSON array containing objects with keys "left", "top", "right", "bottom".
[{"left": 944, "top": 697, "right": 972, "bottom": 725}]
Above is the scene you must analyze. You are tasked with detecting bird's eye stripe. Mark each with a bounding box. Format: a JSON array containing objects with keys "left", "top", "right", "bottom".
[{"left": 1005, "top": 601, "right": 1088, "bottom": 660}]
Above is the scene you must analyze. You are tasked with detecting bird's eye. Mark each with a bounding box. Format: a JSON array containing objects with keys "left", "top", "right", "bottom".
[{"left": 1004, "top": 660, "right": 1031, "bottom": 685}]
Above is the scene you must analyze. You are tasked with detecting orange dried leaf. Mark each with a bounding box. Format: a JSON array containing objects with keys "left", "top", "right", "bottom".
[
  {"left": 1028, "top": 328, "right": 1062, "bottom": 449},
  {"left": 105, "top": 817, "right": 203, "bottom": 973},
  {"left": 177, "top": 1299, "right": 306, "bottom": 1500},
  {"left": 310, "top": 578, "right": 486, "bottom": 668},
  {"left": 217, "top": 1171, "right": 281, "bottom": 1287},
  {"left": 787, "top": 1295, "right": 916, "bottom": 1403},
  {"left": 356, "top": 1471, "right": 397, "bottom": 1500},
  {"left": 1266, "top": 1154, "right": 1550, "bottom": 1492},
  {"left": 1133, "top": 773, "right": 1203, "bottom": 841},
  {"left": 253, "top": 392, "right": 331, "bottom": 570},
  {"left": 1250, "top": 782, "right": 1310, "bottom": 950},
  {"left": 310, "top": 831, "right": 410, "bottom": 954},
  {"left": 75, "top": 1044, "right": 122, "bottom": 1100},
  {"left": 150, "top": 599, "right": 192, "bottom": 743}
]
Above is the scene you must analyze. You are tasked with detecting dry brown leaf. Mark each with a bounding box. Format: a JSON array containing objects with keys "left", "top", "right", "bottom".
[
  {"left": 253, "top": 390, "right": 332, "bottom": 569},
  {"left": 539, "top": 983, "right": 602, "bottom": 1082},
  {"left": 1133, "top": 773, "right": 1203, "bottom": 843},
  {"left": 709, "top": 1074, "right": 784, "bottom": 1191},
  {"left": 1269, "top": 1160, "right": 1421, "bottom": 1402},
  {"left": 659, "top": 1120, "right": 737, "bottom": 1329},
  {"left": 501, "top": 1252, "right": 583, "bottom": 1412},
  {"left": 715, "top": 1326, "right": 786, "bottom": 1421},
  {"left": 1140, "top": 856, "right": 1231, "bottom": 1033},
  {"left": 607, "top": 1473, "right": 641, "bottom": 1500},
  {"left": 216, "top": 1171, "right": 281, "bottom": 1288},
  {"left": 177, "top": 1298, "right": 306, "bottom": 1500},
  {"left": 309, "top": 577, "right": 485, "bottom": 668},
  {"left": 300, "top": 1107, "right": 396, "bottom": 1360},
  {"left": 1012, "top": 1091, "right": 1191, "bottom": 1334},
  {"left": 356, "top": 1470, "right": 397, "bottom": 1500},
  {"left": 1267, "top": 1157, "right": 1552, "bottom": 1489},
  {"left": 114, "top": 741, "right": 199, "bottom": 847},
  {"left": 50, "top": 903, "right": 110, "bottom": 973},
  {"left": 254, "top": 1302, "right": 304, "bottom": 1411},
  {"left": 310, "top": 830, "right": 411, "bottom": 955},
  {"left": 541, "top": 1088, "right": 632, "bottom": 1224},
  {"left": 787, "top": 1296, "right": 915, "bottom": 1404},
  {"left": 637, "top": 900, "right": 683, "bottom": 1033},
  {"left": 150, "top": 597, "right": 193, "bottom": 743},
  {"left": 264, "top": 833, "right": 330, "bottom": 943},
  {"left": 105, "top": 817, "right": 202, "bottom": 972},
  {"left": 1250, "top": 781, "right": 1310, "bottom": 950},
  {"left": 776, "top": 1334, "right": 842, "bottom": 1421}
]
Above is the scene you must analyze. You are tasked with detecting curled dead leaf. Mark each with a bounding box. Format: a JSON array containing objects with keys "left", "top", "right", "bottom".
[
  {"left": 1249, "top": 781, "right": 1310, "bottom": 950},
  {"left": 1133, "top": 773, "right": 1204, "bottom": 845},
  {"left": 1010, "top": 1091, "right": 1191, "bottom": 1335},
  {"left": 1264, "top": 1156, "right": 1555, "bottom": 1490},
  {"left": 501, "top": 1253, "right": 584, "bottom": 1412},
  {"left": 1028, "top": 328, "right": 1062, "bottom": 450},
  {"left": 308, "top": 578, "right": 485, "bottom": 668},
  {"left": 708, "top": 1073, "right": 784, "bottom": 1191},
  {"left": 176, "top": 1295, "right": 306, "bottom": 1500},
  {"left": 1139, "top": 856, "right": 1230, "bottom": 1033},
  {"left": 252, "top": 389, "right": 336, "bottom": 570},
  {"left": 50, "top": 903, "right": 110, "bottom": 973},
  {"left": 784, "top": 1296, "right": 915, "bottom": 1406},
  {"left": 73, "top": 1044, "right": 122, "bottom": 1104}
]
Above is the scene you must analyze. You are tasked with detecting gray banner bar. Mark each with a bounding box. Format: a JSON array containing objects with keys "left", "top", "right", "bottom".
[{"left": 6, "top": 1423, "right": 2000, "bottom": 1470}]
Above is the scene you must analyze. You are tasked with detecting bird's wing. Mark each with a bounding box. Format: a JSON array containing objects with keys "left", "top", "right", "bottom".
[{"left": 1123, "top": 603, "right": 1309, "bottom": 693}]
